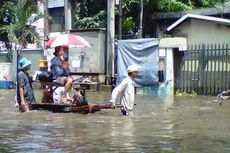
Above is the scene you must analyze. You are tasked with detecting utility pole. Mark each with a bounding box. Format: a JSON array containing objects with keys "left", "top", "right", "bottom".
[
  {"left": 118, "top": 0, "right": 122, "bottom": 40},
  {"left": 107, "top": 0, "right": 115, "bottom": 84},
  {"left": 64, "top": 0, "right": 71, "bottom": 33},
  {"left": 44, "top": 0, "right": 49, "bottom": 41},
  {"left": 138, "top": 0, "right": 143, "bottom": 38}
]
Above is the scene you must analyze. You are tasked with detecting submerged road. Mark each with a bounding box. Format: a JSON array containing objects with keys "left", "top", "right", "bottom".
[{"left": 0, "top": 89, "right": 230, "bottom": 152}]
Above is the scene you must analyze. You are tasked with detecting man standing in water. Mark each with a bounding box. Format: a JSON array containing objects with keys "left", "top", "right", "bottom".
[
  {"left": 110, "top": 65, "right": 138, "bottom": 116},
  {"left": 17, "top": 58, "right": 36, "bottom": 112}
]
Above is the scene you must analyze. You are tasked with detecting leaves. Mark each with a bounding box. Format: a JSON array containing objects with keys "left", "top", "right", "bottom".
[
  {"left": 158, "top": 0, "right": 193, "bottom": 11},
  {"left": 0, "top": 0, "right": 39, "bottom": 49},
  {"left": 75, "top": 10, "right": 106, "bottom": 29}
]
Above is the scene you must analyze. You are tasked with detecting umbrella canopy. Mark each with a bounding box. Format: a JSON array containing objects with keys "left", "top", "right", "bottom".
[{"left": 46, "top": 34, "right": 91, "bottom": 48}]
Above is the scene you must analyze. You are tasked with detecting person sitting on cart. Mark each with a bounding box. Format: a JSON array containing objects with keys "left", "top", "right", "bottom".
[
  {"left": 17, "top": 58, "right": 36, "bottom": 112},
  {"left": 50, "top": 46, "right": 73, "bottom": 103}
]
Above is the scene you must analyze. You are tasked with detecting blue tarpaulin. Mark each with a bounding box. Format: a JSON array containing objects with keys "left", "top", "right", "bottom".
[{"left": 116, "top": 38, "right": 159, "bottom": 87}]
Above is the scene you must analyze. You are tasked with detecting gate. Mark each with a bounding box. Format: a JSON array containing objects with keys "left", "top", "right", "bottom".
[{"left": 175, "top": 44, "right": 230, "bottom": 95}]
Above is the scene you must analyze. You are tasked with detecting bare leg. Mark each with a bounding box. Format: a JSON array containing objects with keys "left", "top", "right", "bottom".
[{"left": 64, "top": 77, "right": 73, "bottom": 97}]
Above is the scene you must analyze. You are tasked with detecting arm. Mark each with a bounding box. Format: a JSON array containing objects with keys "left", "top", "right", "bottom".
[
  {"left": 18, "top": 73, "right": 29, "bottom": 112},
  {"left": 222, "top": 90, "right": 230, "bottom": 100},
  {"left": 223, "top": 90, "right": 230, "bottom": 94},
  {"left": 53, "top": 65, "right": 63, "bottom": 76},
  {"left": 110, "top": 79, "right": 128, "bottom": 107},
  {"left": 18, "top": 88, "right": 29, "bottom": 112},
  {"left": 51, "top": 58, "right": 64, "bottom": 77},
  {"left": 19, "top": 87, "right": 26, "bottom": 105}
]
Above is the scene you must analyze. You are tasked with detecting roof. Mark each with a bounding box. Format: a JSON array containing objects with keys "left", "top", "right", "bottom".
[{"left": 167, "top": 14, "right": 230, "bottom": 32}]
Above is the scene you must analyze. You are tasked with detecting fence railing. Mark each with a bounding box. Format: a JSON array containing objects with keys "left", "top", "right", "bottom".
[{"left": 175, "top": 44, "right": 230, "bottom": 96}]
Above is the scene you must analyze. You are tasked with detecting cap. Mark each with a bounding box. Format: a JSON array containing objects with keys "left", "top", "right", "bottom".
[{"left": 127, "top": 65, "right": 138, "bottom": 73}]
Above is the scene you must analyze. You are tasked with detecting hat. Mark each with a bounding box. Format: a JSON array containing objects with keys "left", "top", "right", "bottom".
[
  {"left": 127, "top": 65, "right": 138, "bottom": 73},
  {"left": 19, "top": 58, "right": 31, "bottom": 69}
]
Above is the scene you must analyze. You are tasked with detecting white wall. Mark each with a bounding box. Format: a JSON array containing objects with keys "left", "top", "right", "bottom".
[{"left": 171, "top": 20, "right": 230, "bottom": 45}]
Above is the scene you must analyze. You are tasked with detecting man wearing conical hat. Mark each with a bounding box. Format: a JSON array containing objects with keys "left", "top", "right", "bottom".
[
  {"left": 17, "top": 58, "right": 36, "bottom": 112},
  {"left": 109, "top": 64, "right": 138, "bottom": 116}
]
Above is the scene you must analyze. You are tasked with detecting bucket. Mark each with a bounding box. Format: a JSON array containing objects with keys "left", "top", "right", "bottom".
[{"left": 39, "top": 60, "right": 48, "bottom": 71}]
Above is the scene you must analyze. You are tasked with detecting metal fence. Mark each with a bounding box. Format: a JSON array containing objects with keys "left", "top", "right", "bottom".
[{"left": 175, "top": 44, "right": 230, "bottom": 96}]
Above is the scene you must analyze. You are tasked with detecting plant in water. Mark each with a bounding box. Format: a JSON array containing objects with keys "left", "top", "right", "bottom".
[{"left": 176, "top": 90, "right": 197, "bottom": 96}]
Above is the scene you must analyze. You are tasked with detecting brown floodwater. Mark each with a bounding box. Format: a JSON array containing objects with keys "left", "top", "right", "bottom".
[{"left": 0, "top": 89, "right": 230, "bottom": 153}]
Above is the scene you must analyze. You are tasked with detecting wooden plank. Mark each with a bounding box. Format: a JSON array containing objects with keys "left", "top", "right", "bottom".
[
  {"left": 188, "top": 49, "right": 192, "bottom": 93},
  {"left": 204, "top": 45, "right": 208, "bottom": 95},
  {"left": 224, "top": 45, "right": 228, "bottom": 91},
  {"left": 186, "top": 51, "right": 189, "bottom": 93},
  {"left": 221, "top": 44, "right": 225, "bottom": 92},
  {"left": 213, "top": 44, "right": 217, "bottom": 95},
  {"left": 217, "top": 44, "right": 221, "bottom": 94},
  {"left": 195, "top": 47, "right": 199, "bottom": 93},
  {"left": 227, "top": 45, "right": 230, "bottom": 90},
  {"left": 29, "top": 103, "right": 122, "bottom": 114},
  {"left": 210, "top": 45, "right": 214, "bottom": 95}
]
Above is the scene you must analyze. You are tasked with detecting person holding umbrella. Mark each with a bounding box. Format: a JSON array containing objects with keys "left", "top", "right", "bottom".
[
  {"left": 17, "top": 58, "right": 36, "bottom": 112},
  {"left": 50, "top": 46, "right": 73, "bottom": 103}
]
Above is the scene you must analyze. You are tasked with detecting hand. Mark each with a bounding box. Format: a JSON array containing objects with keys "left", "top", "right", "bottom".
[
  {"left": 110, "top": 103, "right": 116, "bottom": 109},
  {"left": 19, "top": 103, "right": 29, "bottom": 112}
]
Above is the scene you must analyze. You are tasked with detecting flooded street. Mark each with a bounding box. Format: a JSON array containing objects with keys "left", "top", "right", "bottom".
[{"left": 0, "top": 89, "right": 230, "bottom": 152}]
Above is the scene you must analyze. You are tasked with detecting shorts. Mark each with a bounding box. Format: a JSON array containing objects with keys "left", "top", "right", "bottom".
[{"left": 55, "top": 76, "right": 68, "bottom": 85}]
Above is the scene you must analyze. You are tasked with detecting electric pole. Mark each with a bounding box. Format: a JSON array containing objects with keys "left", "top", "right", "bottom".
[
  {"left": 118, "top": 0, "right": 122, "bottom": 40},
  {"left": 107, "top": 0, "right": 115, "bottom": 83},
  {"left": 138, "top": 0, "right": 143, "bottom": 38}
]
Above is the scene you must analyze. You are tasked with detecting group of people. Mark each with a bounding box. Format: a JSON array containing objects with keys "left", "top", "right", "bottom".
[
  {"left": 17, "top": 45, "right": 139, "bottom": 116},
  {"left": 17, "top": 46, "right": 73, "bottom": 112}
]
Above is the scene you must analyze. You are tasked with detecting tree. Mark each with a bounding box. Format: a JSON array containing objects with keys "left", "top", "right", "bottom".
[
  {"left": 73, "top": 0, "right": 226, "bottom": 38},
  {"left": 74, "top": 0, "right": 107, "bottom": 29},
  {"left": 0, "top": 0, "right": 40, "bottom": 50}
]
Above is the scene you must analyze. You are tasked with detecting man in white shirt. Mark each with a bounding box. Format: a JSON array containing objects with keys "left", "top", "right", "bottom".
[{"left": 110, "top": 65, "right": 138, "bottom": 116}]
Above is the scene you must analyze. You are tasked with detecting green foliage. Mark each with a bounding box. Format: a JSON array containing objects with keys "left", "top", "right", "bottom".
[
  {"left": 156, "top": 0, "right": 226, "bottom": 12},
  {"left": 122, "top": 0, "right": 139, "bottom": 36},
  {"left": 74, "top": 0, "right": 106, "bottom": 29},
  {"left": 74, "top": 0, "right": 225, "bottom": 37},
  {"left": 157, "top": 0, "right": 193, "bottom": 12},
  {"left": 176, "top": 90, "right": 197, "bottom": 96},
  {"left": 122, "top": 17, "right": 135, "bottom": 35},
  {"left": 0, "top": 0, "right": 40, "bottom": 49},
  {"left": 75, "top": 11, "right": 106, "bottom": 29},
  {"left": 73, "top": 0, "right": 225, "bottom": 38},
  {"left": 192, "top": 0, "right": 225, "bottom": 8}
]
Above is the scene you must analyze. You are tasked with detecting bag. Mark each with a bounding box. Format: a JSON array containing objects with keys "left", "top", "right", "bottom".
[{"left": 38, "top": 71, "right": 53, "bottom": 82}]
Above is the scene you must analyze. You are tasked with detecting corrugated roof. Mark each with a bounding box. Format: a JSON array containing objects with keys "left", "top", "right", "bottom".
[{"left": 167, "top": 14, "right": 230, "bottom": 32}]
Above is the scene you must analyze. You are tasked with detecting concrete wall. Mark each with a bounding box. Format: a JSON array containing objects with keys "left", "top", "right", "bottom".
[
  {"left": 69, "top": 29, "right": 106, "bottom": 74},
  {"left": 158, "top": 37, "right": 188, "bottom": 96},
  {"left": 170, "top": 20, "right": 230, "bottom": 45}
]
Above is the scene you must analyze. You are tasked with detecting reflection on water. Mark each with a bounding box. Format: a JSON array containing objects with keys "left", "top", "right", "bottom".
[{"left": 0, "top": 89, "right": 230, "bottom": 152}]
